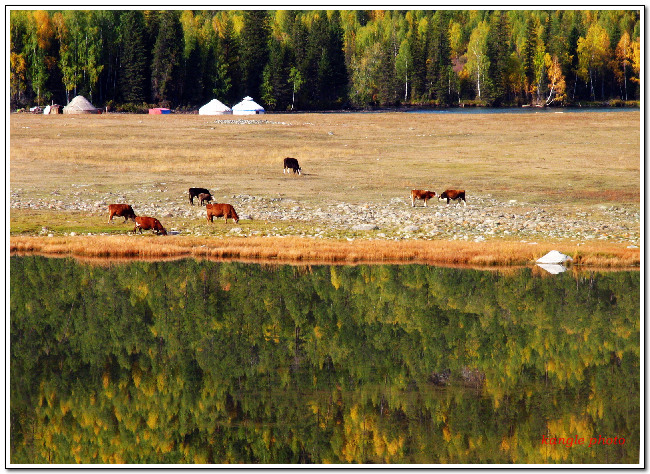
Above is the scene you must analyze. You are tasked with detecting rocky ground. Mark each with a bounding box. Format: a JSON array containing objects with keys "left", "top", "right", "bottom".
[{"left": 10, "top": 186, "right": 640, "bottom": 247}]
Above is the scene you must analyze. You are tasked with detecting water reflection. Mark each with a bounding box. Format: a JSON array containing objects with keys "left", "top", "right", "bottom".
[
  {"left": 10, "top": 257, "right": 640, "bottom": 464},
  {"left": 536, "top": 263, "right": 568, "bottom": 274}
]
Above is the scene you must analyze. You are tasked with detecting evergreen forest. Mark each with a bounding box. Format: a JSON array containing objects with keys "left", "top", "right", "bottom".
[
  {"left": 11, "top": 257, "right": 640, "bottom": 464},
  {"left": 9, "top": 9, "right": 641, "bottom": 112}
]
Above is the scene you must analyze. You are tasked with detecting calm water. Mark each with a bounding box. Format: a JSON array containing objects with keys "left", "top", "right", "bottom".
[
  {"left": 10, "top": 257, "right": 640, "bottom": 465},
  {"left": 405, "top": 107, "right": 640, "bottom": 115}
]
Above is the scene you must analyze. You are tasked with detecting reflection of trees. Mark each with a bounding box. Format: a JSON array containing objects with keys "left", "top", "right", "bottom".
[{"left": 10, "top": 257, "right": 639, "bottom": 464}]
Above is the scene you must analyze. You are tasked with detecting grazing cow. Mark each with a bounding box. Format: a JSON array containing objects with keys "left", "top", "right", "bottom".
[
  {"left": 439, "top": 189, "right": 467, "bottom": 206},
  {"left": 198, "top": 192, "right": 213, "bottom": 206},
  {"left": 133, "top": 216, "right": 167, "bottom": 235},
  {"left": 206, "top": 203, "right": 239, "bottom": 224},
  {"left": 189, "top": 187, "right": 210, "bottom": 205},
  {"left": 410, "top": 190, "right": 437, "bottom": 207},
  {"left": 108, "top": 204, "right": 137, "bottom": 223},
  {"left": 283, "top": 157, "right": 301, "bottom": 175}
]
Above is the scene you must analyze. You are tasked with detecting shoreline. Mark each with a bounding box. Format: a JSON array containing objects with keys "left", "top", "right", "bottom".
[{"left": 10, "top": 235, "right": 640, "bottom": 268}]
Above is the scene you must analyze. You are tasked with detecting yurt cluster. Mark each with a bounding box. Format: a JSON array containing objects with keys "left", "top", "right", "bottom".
[
  {"left": 39, "top": 95, "right": 101, "bottom": 114},
  {"left": 199, "top": 96, "right": 264, "bottom": 115},
  {"left": 40, "top": 95, "right": 265, "bottom": 115}
]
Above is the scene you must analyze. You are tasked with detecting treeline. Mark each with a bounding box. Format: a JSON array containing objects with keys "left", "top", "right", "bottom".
[
  {"left": 10, "top": 10, "right": 641, "bottom": 111},
  {"left": 11, "top": 257, "right": 639, "bottom": 463}
]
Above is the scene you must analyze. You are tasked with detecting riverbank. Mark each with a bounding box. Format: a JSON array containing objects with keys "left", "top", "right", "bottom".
[
  {"left": 10, "top": 112, "right": 640, "bottom": 267},
  {"left": 9, "top": 234, "right": 640, "bottom": 267}
]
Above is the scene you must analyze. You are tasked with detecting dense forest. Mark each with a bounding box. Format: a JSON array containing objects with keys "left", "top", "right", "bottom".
[
  {"left": 11, "top": 257, "right": 639, "bottom": 463},
  {"left": 9, "top": 9, "right": 641, "bottom": 111}
]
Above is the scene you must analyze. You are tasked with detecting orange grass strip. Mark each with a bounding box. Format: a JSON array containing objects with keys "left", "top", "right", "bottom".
[{"left": 9, "top": 235, "right": 640, "bottom": 268}]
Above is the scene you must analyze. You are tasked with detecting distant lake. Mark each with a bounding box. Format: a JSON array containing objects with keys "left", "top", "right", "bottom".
[
  {"left": 10, "top": 257, "right": 640, "bottom": 465},
  {"left": 406, "top": 107, "right": 640, "bottom": 115},
  {"left": 331, "top": 107, "right": 639, "bottom": 115}
]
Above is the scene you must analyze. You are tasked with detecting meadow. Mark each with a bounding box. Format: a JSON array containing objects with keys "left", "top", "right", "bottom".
[{"left": 9, "top": 110, "right": 641, "bottom": 266}]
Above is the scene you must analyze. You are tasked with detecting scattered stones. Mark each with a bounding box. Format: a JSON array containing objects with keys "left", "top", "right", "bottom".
[
  {"left": 213, "top": 119, "right": 290, "bottom": 125},
  {"left": 351, "top": 224, "right": 379, "bottom": 231},
  {"left": 9, "top": 188, "right": 640, "bottom": 245}
]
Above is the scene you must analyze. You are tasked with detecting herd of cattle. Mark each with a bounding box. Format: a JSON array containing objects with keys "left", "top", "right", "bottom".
[{"left": 106, "top": 157, "right": 466, "bottom": 236}]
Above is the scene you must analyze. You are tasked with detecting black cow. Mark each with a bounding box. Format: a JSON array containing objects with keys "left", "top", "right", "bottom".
[
  {"left": 189, "top": 187, "right": 210, "bottom": 205},
  {"left": 283, "top": 157, "right": 301, "bottom": 175}
]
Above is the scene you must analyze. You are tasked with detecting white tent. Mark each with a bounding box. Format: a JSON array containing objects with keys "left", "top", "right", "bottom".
[
  {"left": 232, "top": 96, "right": 265, "bottom": 115},
  {"left": 199, "top": 99, "right": 232, "bottom": 115},
  {"left": 63, "top": 95, "right": 98, "bottom": 114}
]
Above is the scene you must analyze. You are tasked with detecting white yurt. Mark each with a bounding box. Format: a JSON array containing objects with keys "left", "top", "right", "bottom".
[
  {"left": 198, "top": 99, "right": 232, "bottom": 115},
  {"left": 232, "top": 96, "right": 265, "bottom": 115},
  {"left": 63, "top": 95, "right": 98, "bottom": 114}
]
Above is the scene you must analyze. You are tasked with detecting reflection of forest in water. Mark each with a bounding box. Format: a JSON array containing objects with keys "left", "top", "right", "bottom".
[{"left": 10, "top": 257, "right": 639, "bottom": 464}]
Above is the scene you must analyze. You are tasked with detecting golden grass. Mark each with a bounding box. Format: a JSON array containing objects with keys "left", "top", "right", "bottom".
[
  {"left": 10, "top": 235, "right": 640, "bottom": 268},
  {"left": 10, "top": 112, "right": 640, "bottom": 205}
]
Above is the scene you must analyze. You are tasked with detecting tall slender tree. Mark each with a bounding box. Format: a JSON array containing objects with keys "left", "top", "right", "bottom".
[
  {"left": 118, "top": 10, "right": 147, "bottom": 103},
  {"left": 150, "top": 10, "right": 183, "bottom": 105},
  {"left": 466, "top": 21, "right": 490, "bottom": 101},
  {"left": 84, "top": 11, "right": 105, "bottom": 103},
  {"left": 212, "top": 13, "right": 240, "bottom": 104},
  {"left": 486, "top": 11, "right": 510, "bottom": 105},
  {"left": 324, "top": 11, "right": 348, "bottom": 107},
  {"left": 239, "top": 10, "right": 271, "bottom": 100},
  {"left": 577, "top": 23, "right": 611, "bottom": 100},
  {"left": 261, "top": 36, "right": 292, "bottom": 110},
  {"left": 614, "top": 31, "right": 632, "bottom": 100},
  {"left": 427, "top": 11, "right": 453, "bottom": 105},
  {"left": 522, "top": 17, "right": 538, "bottom": 102},
  {"left": 408, "top": 21, "right": 427, "bottom": 102}
]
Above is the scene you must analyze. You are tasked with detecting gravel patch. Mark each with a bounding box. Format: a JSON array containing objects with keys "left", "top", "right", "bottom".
[{"left": 10, "top": 187, "right": 640, "bottom": 245}]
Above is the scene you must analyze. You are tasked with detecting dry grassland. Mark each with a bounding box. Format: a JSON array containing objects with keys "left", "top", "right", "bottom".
[
  {"left": 10, "top": 111, "right": 640, "bottom": 204},
  {"left": 10, "top": 111, "right": 640, "bottom": 265}
]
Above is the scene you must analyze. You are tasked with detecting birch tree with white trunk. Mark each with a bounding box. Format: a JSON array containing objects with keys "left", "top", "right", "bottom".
[{"left": 465, "top": 21, "right": 490, "bottom": 101}]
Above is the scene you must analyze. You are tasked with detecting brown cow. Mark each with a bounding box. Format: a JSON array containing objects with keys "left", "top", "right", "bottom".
[
  {"left": 439, "top": 189, "right": 466, "bottom": 206},
  {"left": 410, "top": 190, "right": 436, "bottom": 207},
  {"left": 206, "top": 203, "right": 239, "bottom": 224},
  {"left": 133, "top": 216, "right": 167, "bottom": 235},
  {"left": 198, "top": 192, "right": 213, "bottom": 206},
  {"left": 108, "top": 204, "right": 137, "bottom": 223}
]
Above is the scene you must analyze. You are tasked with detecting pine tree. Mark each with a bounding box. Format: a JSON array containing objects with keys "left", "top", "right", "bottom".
[
  {"left": 289, "top": 15, "right": 309, "bottom": 108},
  {"left": 150, "top": 10, "right": 182, "bottom": 106},
  {"left": 324, "top": 11, "right": 348, "bottom": 107},
  {"left": 522, "top": 17, "right": 538, "bottom": 101},
  {"left": 409, "top": 25, "right": 426, "bottom": 102},
  {"left": 566, "top": 20, "right": 582, "bottom": 101},
  {"left": 261, "top": 37, "right": 291, "bottom": 110},
  {"left": 118, "top": 11, "right": 147, "bottom": 103},
  {"left": 240, "top": 10, "right": 271, "bottom": 101},
  {"left": 427, "top": 11, "right": 453, "bottom": 105},
  {"left": 213, "top": 14, "right": 240, "bottom": 105},
  {"left": 486, "top": 11, "right": 510, "bottom": 105}
]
